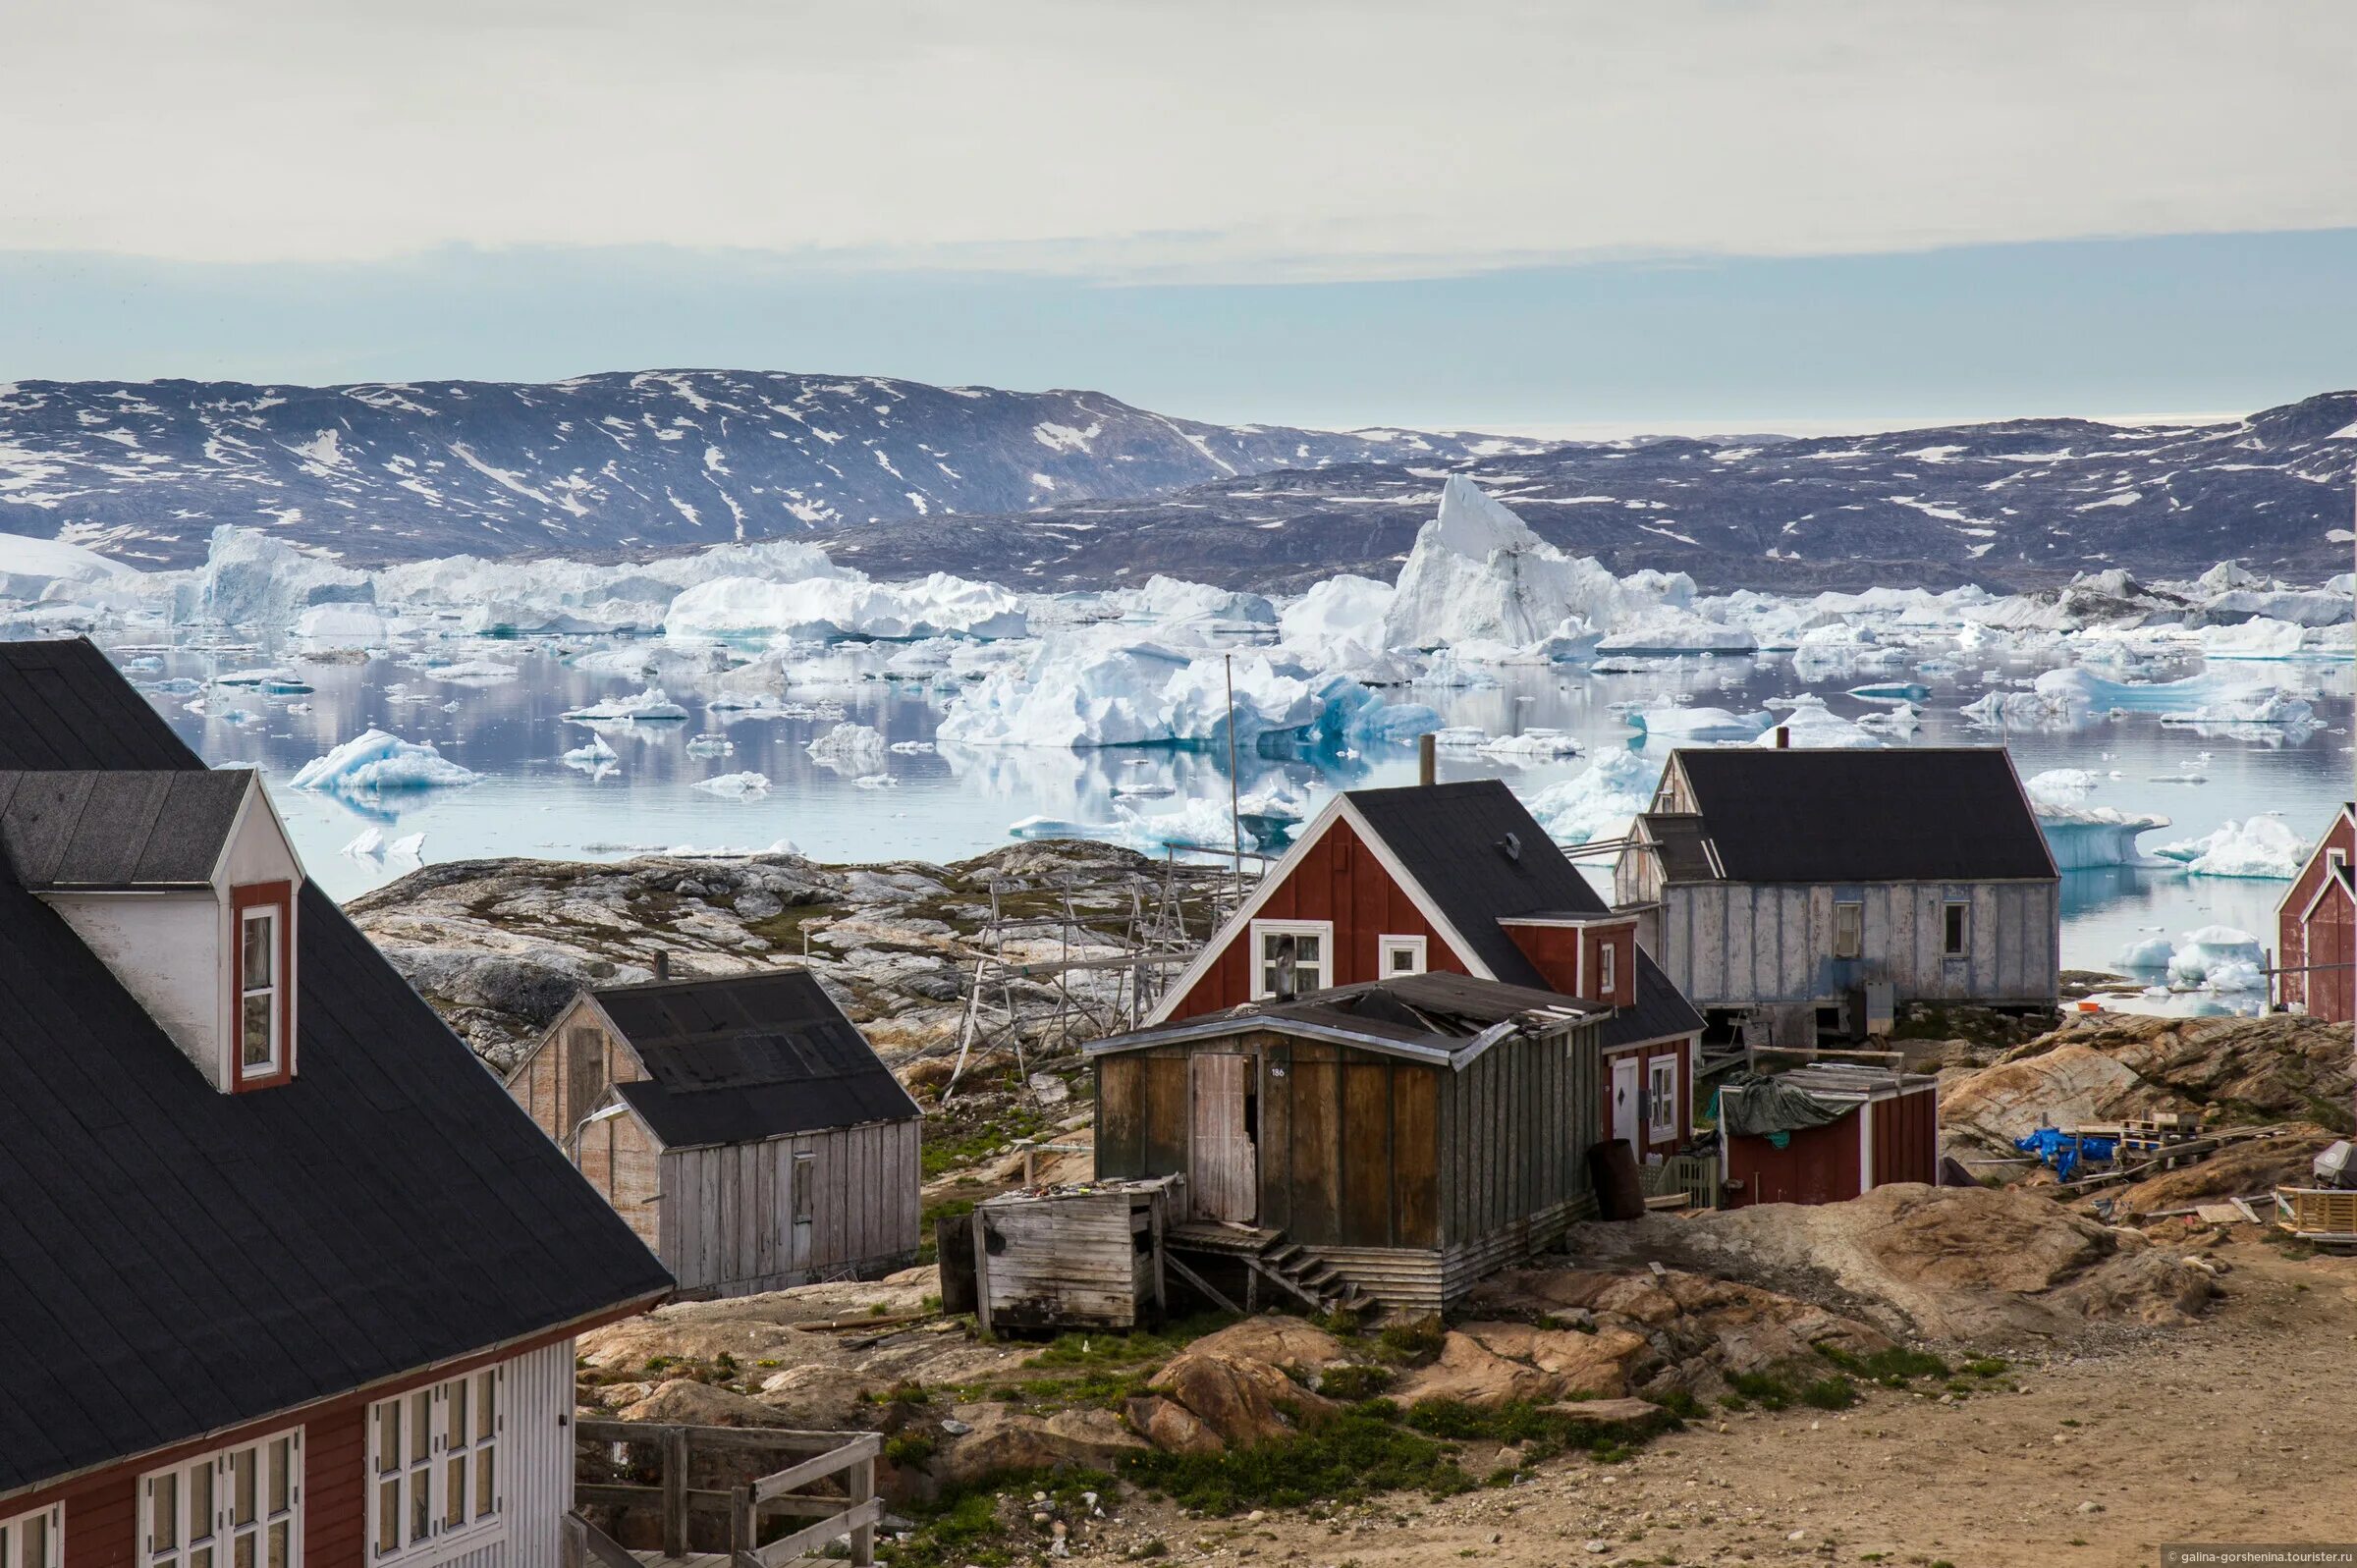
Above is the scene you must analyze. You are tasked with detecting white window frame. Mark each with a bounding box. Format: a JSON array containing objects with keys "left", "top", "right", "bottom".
[
  {"left": 1598, "top": 940, "right": 1617, "bottom": 998},
  {"left": 1249, "top": 919, "right": 1333, "bottom": 1000},
  {"left": 142, "top": 1429, "right": 301, "bottom": 1568},
  {"left": 1942, "top": 900, "right": 1970, "bottom": 958},
  {"left": 368, "top": 1370, "right": 505, "bottom": 1566},
  {"left": 0, "top": 1503, "right": 61, "bottom": 1568},
  {"left": 1647, "top": 1056, "right": 1679, "bottom": 1141},
  {"left": 792, "top": 1152, "right": 816, "bottom": 1225},
  {"left": 1377, "top": 935, "right": 1427, "bottom": 978},
  {"left": 239, "top": 903, "right": 283, "bottom": 1078},
  {"left": 1833, "top": 900, "right": 1863, "bottom": 960}
]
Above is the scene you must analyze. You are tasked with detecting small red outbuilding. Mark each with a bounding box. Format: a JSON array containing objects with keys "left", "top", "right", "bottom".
[{"left": 1720, "top": 1066, "right": 1940, "bottom": 1208}]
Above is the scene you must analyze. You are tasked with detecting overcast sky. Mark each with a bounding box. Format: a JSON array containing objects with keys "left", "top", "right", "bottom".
[{"left": 6, "top": 0, "right": 2353, "bottom": 427}]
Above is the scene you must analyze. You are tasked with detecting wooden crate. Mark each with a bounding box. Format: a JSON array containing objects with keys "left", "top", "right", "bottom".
[{"left": 2275, "top": 1186, "right": 2357, "bottom": 1239}]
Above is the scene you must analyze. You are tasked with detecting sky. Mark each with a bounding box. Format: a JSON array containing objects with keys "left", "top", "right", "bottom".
[{"left": 5, "top": 0, "right": 2354, "bottom": 431}]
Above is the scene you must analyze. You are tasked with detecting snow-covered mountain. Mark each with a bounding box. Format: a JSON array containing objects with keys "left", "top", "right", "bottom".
[
  {"left": 0, "top": 371, "right": 1544, "bottom": 568},
  {"left": 814, "top": 393, "right": 2357, "bottom": 592}
]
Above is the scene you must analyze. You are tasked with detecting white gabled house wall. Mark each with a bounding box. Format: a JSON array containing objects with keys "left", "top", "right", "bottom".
[{"left": 35, "top": 774, "right": 303, "bottom": 1094}]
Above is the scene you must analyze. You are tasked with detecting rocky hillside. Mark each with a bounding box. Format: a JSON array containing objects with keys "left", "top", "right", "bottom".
[
  {"left": 814, "top": 391, "right": 2357, "bottom": 593},
  {"left": 341, "top": 838, "right": 1207, "bottom": 1072},
  {"left": 0, "top": 371, "right": 1537, "bottom": 568}
]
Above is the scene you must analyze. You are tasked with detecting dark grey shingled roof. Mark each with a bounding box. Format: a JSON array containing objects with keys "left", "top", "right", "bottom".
[
  {"left": 1665, "top": 747, "right": 2057, "bottom": 885},
  {"left": 0, "top": 769, "right": 252, "bottom": 888},
  {"left": 1346, "top": 780, "right": 1609, "bottom": 988},
  {"left": 1597, "top": 947, "right": 1706, "bottom": 1051},
  {"left": 597, "top": 970, "right": 920, "bottom": 1150},
  {"left": 0, "top": 639, "right": 673, "bottom": 1496}
]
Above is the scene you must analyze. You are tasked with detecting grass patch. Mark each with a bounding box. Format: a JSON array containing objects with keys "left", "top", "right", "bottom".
[
  {"left": 1124, "top": 1403, "right": 1473, "bottom": 1514},
  {"left": 921, "top": 1104, "right": 1056, "bottom": 1180},
  {"left": 1315, "top": 1364, "right": 1396, "bottom": 1402},
  {"left": 1374, "top": 1315, "right": 1446, "bottom": 1367},
  {"left": 885, "top": 1468, "right": 1112, "bottom": 1568},
  {"left": 1030, "top": 1313, "right": 1232, "bottom": 1370},
  {"left": 1727, "top": 1372, "right": 1797, "bottom": 1412},
  {"left": 1818, "top": 1345, "right": 1949, "bottom": 1382},
  {"left": 1798, "top": 1376, "right": 1857, "bottom": 1411}
]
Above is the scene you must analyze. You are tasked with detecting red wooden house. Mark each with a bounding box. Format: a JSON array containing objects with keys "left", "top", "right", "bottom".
[
  {"left": 0, "top": 642, "right": 673, "bottom": 1568},
  {"left": 1148, "top": 779, "right": 1705, "bottom": 1162},
  {"left": 1718, "top": 1066, "right": 1940, "bottom": 1208},
  {"left": 2278, "top": 802, "right": 2355, "bottom": 1023}
]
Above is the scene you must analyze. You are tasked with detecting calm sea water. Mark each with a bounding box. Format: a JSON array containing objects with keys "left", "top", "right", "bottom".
[{"left": 113, "top": 637, "right": 2353, "bottom": 978}]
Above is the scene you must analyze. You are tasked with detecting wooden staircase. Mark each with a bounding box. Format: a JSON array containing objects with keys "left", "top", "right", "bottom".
[{"left": 1165, "top": 1222, "right": 1368, "bottom": 1315}]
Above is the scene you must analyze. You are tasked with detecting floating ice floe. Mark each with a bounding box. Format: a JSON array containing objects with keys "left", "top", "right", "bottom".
[
  {"left": 1847, "top": 681, "right": 1931, "bottom": 702},
  {"left": 2165, "top": 926, "right": 2266, "bottom": 991},
  {"left": 1753, "top": 695, "right": 1883, "bottom": 749},
  {"left": 1472, "top": 729, "right": 1583, "bottom": 762},
  {"left": 2151, "top": 814, "right": 2309, "bottom": 879},
  {"left": 386, "top": 832, "right": 425, "bottom": 859},
  {"left": 685, "top": 734, "right": 736, "bottom": 758},
  {"left": 852, "top": 773, "right": 898, "bottom": 789},
  {"left": 693, "top": 772, "right": 772, "bottom": 798},
  {"left": 291, "top": 729, "right": 479, "bottom": 794},
  {"left": 1278, "top": 574, "right": 1396, "bottom": 667},
  {"left": 292, "top": 602, "right": 395, "bottom": 648},
  {"left": 426, "top": 657, "right": 521, "bottom": 685},
  {"left": 1625, "top": 706, "right": 1774, "bottom": 741},
  {"left": 562, "top": 732, "right": 619, "bottom": 769},
  {"left": 341, "top": 828, "right": 384, "bottom": 859},
  {"left": 213, "top": 666, "right": 298, "bottom": 688},
  {"left": 938, "top": 635, "right": 1436, "bottom": 752},
  {"left": 1595, "top": 613, "right": 1759, "bottom": 657},
  {"left": 662, "top": 572, "right": 1028, "bottom": 642},
  {"left": 1115, "top": 575, "right": 1279, "bottom": 633},
  {"left": 2022, "top": 768, "right": 2170, "bottom": 870},
  {"left": 806, "top": 723, "right": 889, "bottom": 773},
  {"left": 563, "top": 686, "right": 688, "bottom": 723},
  {"left": 1522, "top": 748, "right": 1666, "bottom": 846}
]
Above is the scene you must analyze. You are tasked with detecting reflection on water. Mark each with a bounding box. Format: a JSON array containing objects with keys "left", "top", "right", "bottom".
[{"left": 112, "top": 635, "right": 2353, "bottom": 978}]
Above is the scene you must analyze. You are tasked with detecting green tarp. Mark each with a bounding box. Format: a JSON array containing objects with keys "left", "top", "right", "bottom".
[{"left": 1715, "top": 1074, "right": 1855, "bottom": 1138}]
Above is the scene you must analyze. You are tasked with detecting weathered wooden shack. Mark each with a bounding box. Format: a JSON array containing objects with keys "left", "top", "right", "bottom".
[
  {"left": 938, "top": 1177, "right": 1180, "bottom": 1333},
  {"left": 507, "top": 970, "right": 922, "bottom": 1297},
  {"left": 1615, "top": 747, "right": 2059, "bottom": 1047},
  {"left": 1091, "top": 972, "right": 1610, "bottom": 1312}
]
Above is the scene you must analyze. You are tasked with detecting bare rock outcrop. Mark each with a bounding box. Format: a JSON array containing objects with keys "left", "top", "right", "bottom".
[
  {"left": 1565, "top": 1183, "right": 2214, "bottom": 1347},
  {"left": 934, "top": 1406, "right": 1147, "bottom": 1487},
  {"left": 1138, "top": 1348, "right": 1339, "bottom": 1449}
]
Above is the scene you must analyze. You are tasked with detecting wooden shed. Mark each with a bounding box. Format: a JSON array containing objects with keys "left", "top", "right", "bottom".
[
  {"left": 1089, "top": 972, "right": 1610, "bottom": 1313},
  {"left": 937, "top": 1177, "right": 1180, "bottom": 1333},
  {"left": 1719, "top": 1065, "right": 1939, "bottom": 1208},
  {"left": 506, "top": 970, "right": 923, "bottom": 1297}
]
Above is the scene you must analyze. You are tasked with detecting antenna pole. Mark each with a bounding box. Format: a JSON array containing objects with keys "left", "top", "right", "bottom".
[{"left": 1225, "top": 653, "right": 1243, "bottom": 898}]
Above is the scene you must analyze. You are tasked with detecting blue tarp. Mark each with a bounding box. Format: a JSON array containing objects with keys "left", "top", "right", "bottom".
[{"left": 2015, "top": 1127, "right": 2118, "bottom": 1182}]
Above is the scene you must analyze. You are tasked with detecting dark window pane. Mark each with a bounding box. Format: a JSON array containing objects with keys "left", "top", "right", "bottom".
[
  {"left": 243, "top": 996, "right": 273, "bottom": 1067},
  {"left": 243, "top": 913, "right": 273, "bottom": 990}
]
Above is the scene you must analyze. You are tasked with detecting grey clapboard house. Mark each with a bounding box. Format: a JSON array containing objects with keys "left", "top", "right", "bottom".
[
  {"left": 1614, "top": 747, "right": 2059, "bottom": 1045},
  {"left": 506, "top": 970, "right": 922, "bottom": 1298}
]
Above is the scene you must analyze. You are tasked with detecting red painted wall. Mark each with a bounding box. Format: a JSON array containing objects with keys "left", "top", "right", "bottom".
[
  {"left": 1870, "top": 1084, "right": 1941, "bottom": 1187},
  {"left": 2281, "top": 812, "right": 2355, "bottom": 1024},
  {"left": 1171, "top": 819, "right": 1461, "bottom": 1019},
  {"left": 1726, "top": 1110, "right": 1861, "bottom": 1207}
]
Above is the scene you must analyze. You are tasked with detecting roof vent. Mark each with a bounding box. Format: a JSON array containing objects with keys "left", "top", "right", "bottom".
[{"left": 1499, "top": 831, "right": 1522, "bottom": 862}]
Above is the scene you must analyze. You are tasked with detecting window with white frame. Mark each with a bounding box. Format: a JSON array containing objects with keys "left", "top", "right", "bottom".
[
  {"left": 1942, "top": 901, "right": 1970, "bottom": 958},
  {"left": 369, "top": 1369, "right": 502, "bottom": 1564},
  {"left": 231, "top": 881, "right": 293, "bottom": 1089},
  {"left": 1250, "top": 920, "right": 1331, "bottom": 1000},
  {"left": 792, "top": 1152, "right": 816, "bottom": 1224},
  {"left": 143, "top": 1429, "right": 301, "bottom": 1568},
  {"left": 1646, "top": 1056, "right": 1679, "bottom": 1141},
  {"left": 1, "top": 1504, "right": 60, "bottom": 1568},
  {"left": 1378, "top": 935, "right": 1426, "bottom": 978},
  {"left": 1598, "top": 940, "right": 1617, "bottom": 998}
]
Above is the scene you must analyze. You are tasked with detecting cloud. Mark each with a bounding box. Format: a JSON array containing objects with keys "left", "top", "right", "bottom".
[{"left": 4, "top": 0, "right": 2353, "bottom": 278}]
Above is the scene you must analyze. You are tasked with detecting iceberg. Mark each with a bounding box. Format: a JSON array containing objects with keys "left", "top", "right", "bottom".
[
  {"left": 685, "top": 734, "right": 736, "bottom": 758},
  {"left": 2022, "top": 768, "right": 2169, "bottom": 870},
  {"left": 1117, "top": 575, "right": 1279, "bottom": 631},
  {"left": 1522, "top": 748, "right": 1666, "bottom": 846},
  {"left": 341, "top": 828, "right": 384, "bottom": 859},
  {"left": 1754, "top": 695, "right": 1883, "bottom": 749},
  {"left": 1278, "top": 574, "right": 1396, "bottom": 666},
  {"left": 2166, "top": 926, "right": 2266, "bottom": 991},
  {"left": 0, "top": 534, "right": 144, "bottom": 608},
  {"left": 1595, "top": 613, "right": 1759, "bottom": 657},
  {"left": 662, "top": 571, "right": 1028, "bottom": 642},
  {"left": 425, "top": 657, "right": 521, "bottom": 685},
  {"left": 2111, "top": 936, "right": 2174, "bottom": 970},
  {"left": 177, "top": 525, "right": 373, "bottom": 628},
  {"left": 937, "top": 634, "right": 1433, "bottom": 752},
  {"left": 693, "top": 771, "right": 772, "bottom": 798},
  {"left": 1382, "top": 477, "right": 1686, "bottom": 650},
  {"left": 291, "top": 729, "right": 479, "bottom": 794},
  {"left": 1625, "top": 706, "right": 1774, "bottom": 740},
  {"left": 386, "top": 832, "right": 425, "bottom": 859},
  {"left": 2198, "top": 618, "right": 2307, "bottom": 660},
  {"left": 292, "top": 602, "right": 394, "bottom": 648},
  {"left": 806, "top": 723, "right": 889, "bottom": 774},
  {"left": 2151, "top": 815, "right": 2309, "bottom": 879},
  {"left": 563, "top": 687, "right": 688, "bottom": 723}
]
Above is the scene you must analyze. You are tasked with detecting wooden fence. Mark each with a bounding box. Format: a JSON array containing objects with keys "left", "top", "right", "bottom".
[{"left": 568, "top": 1420, "right": 879, "bottom": 1568}]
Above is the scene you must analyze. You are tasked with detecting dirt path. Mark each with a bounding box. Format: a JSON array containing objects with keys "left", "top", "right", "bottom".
[{"left": 1097, "top": 1233, "right": 2357, "bottom": 1567}]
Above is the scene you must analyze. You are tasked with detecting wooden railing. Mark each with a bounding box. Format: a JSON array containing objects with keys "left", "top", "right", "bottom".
[
  {"left": 2276, "top": 1186, "right": 2357, "bottom": 1241},
  {"left": 574, "top": 1419, "right": 880, "bottom": 1568}
]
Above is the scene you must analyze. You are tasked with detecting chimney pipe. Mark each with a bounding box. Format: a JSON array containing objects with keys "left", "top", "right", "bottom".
[
  {"left": 1775, "top": 725, "right": 1790, "bottom": 749},
  {"left": 1418, "top": 731, "right": 1437, "bottom": 786},
  {"left": 653, "top": 949, "right": 671, "bottom": 982}
]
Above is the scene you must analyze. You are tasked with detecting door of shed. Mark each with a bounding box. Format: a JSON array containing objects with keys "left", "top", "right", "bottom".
[{"left": 1189, "top": 1053, "right": 1257, "bottom": 1222}]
